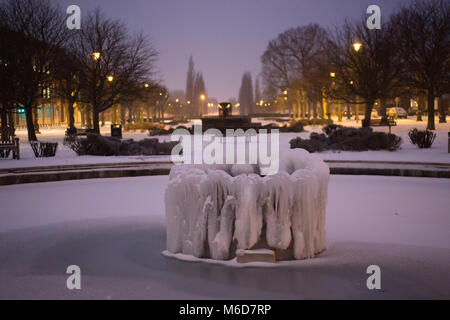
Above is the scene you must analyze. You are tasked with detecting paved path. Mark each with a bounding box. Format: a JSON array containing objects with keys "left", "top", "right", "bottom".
[{"left": 0, "top": 160, "right": 449, "bottom": 185}]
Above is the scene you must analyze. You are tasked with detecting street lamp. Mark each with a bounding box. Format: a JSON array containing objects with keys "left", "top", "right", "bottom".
[
  {"left": 353, "top": 42, "right": 362, "bottom": 52},
  {"left": 107, "top": 75, "right": 114, "bottom": 82},
  {"left": 93, "top": 52, "right": 101, "bottom": 60},
  {"left": 330, "top": 72, "right": 336, "bottom": 78},
  {"left": 200, "top": 94, "right": 206, "bottom": 101},
  {"left": 144, "top": 83, "right": 149, "bottom": 88}
]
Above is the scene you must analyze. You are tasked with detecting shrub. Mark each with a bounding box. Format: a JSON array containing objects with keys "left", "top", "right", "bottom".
[
  {"left": 66, "top": 133, "right": 178, "bottom": 156},
  {"left": 289, "top": 137, "right": 324, "bottom": 153},
  {"left": 149, "top": 128, "right": 174, "bottom": 136},
  {"left": 408, "top": 128, "right": 436, "bottom": 148},
  {"left": 289, "top": 125, "right": 402, "bottom": 153},
  {"left": 30, "top": 141, "right": 58, "bottom": 157}
]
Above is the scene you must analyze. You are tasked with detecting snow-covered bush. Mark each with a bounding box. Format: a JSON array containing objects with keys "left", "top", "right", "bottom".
[
  {"left": 289, "top": 125, "right": 402, "bottom": 152},
  {"left": 165, "top": 149, "right": 330, "bottom": 261},
  {"left": 66, "top": 133, "right": 177, "bottom": 156},
  {"left": 408, "top": 128, "right": 436, "bottom": 148}
]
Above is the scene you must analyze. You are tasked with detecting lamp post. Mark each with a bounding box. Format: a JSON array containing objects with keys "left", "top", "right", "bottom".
[
  {"left": 93, "top": 52, "right": 101, "bottom": 60},
  {"left": 200, "top": 94, "right": 206, "bottom": 116},
  {"left": 352, "top": 42, "right": 362, "bottom": 52},
  {"left": 352, "top": 43, "right": 362, "bottom": 122}
]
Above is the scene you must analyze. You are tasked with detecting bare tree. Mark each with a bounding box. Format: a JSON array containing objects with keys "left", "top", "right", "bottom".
[
  {"left": 391, "top": 0, "right": 450, "bottom": 129},
  {"left": 261, "top": 24, "right": 329, "bottom": 118},
  {"left": 0, "top": 0, "right": 69, "bottom": 140},
  {"left": 75, "top": 9, "right": 158, "bottom": 133},
  {"left": 53, "top": 47, "right": 84, "bottom": 133},
  {"left": 326, "top": 18, "right": 402, "bottom": 126}
]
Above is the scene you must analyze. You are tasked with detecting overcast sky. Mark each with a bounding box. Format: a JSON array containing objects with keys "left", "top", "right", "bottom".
[{"left": 58, "top": 0, "right": 408, "bottom": 101}]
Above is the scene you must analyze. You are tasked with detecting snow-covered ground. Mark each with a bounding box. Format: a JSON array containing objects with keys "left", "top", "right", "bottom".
[
  {"left": 0, "top": 175, "right": 449, "bottom": 299},
  {"left": 1, "top": 117, "right": 448, "bottom": 169}
]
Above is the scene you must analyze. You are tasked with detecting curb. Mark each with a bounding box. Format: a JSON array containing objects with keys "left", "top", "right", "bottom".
[{"left": 0, "top": 160, "right": 448, "bottom": 186}]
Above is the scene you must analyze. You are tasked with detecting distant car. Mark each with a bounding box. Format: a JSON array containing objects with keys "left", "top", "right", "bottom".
[{"left": 387, "top": 107, "right": 408, "bottom": 119}]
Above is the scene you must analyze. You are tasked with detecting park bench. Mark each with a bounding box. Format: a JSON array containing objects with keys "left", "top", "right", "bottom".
[{"left": 0, "top": 127, "right": 20, "bottom": 159}]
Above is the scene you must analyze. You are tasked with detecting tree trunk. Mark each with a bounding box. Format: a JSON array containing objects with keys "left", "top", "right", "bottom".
[
  {"left": 380, "top": 98, "right": 387, "bottom": 121},
  {"left": 68, "top": 99, "right": 75, "bottom": 130},
  {"left": 427, "top": 93, "right": 435, "bottom": 130},
  {"left": 25, "top": 105, "right": 37, "bottom": 141},
  {"left": 92, "top": 106, "right": 100, "bottom": 134},
  {"left": 438, "top": 96, "right": 446, "bottom": 123},
  {"left": 337, "top": 102, "right": 342, "bottom": 122},
  {"left": 313, "top": 101, "right": 317, "bottom": 119},
  {"left": 33, "top": 107, "right": 40, "bottom": 133},
  {"left": 0, "top": 107, "right": 7, "bottom": 129},
  {"left": 362, "top": 99, "right": 375, "bottom": 127}
]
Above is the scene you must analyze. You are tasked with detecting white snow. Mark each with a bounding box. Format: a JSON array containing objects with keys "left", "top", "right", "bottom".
[
  {"left": 165, "top": 149, "right": 330, "bottom": 260},
  {"left": 0, "top": 175, "right": 449, "bottom": 298},
  {"left": 1, "top": 117, "right": 448, "bottom": 170}
]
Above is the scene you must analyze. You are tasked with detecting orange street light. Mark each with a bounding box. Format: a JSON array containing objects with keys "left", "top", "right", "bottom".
[
  {"left": 93, "top": 52, "right": 101, "bottom": 60},
  {"left": 107, "top": 75, "right": 114, "bottom": 82},
  {"left": 200, "top": 94, "right": 206, "bottom": 101},
  {"left": 353, "top": 42, "right": 362, "bottom": 52},
  {"left": 330, "top": 72, "right": 336, "bottom": 78}
]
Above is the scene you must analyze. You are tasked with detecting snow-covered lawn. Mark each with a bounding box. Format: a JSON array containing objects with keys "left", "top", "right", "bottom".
[
  {"left": 0, "top": 175, "right": 449, "bottom": 299},
  {"left": 1, "top": 117, "right": 448, "bottom": 169}
]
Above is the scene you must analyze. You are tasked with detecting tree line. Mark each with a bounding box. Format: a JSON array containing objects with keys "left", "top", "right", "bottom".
[
  {"left": 0, "top": 0, "right": 160, "bottom": 141},
  {"left": 260, "top": 0, "right": 450, "bottom": 129}
]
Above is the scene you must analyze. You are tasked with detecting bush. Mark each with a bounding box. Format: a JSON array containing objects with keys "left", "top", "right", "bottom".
[
  {"left": 66, "top": 133, "right": 178, "bottom": 156},
  {"left": 289, "top": 137, "right": 325, "bottom": 153},
  {"left": 408, "top": 128, "right": 436, "bottom": 148},
  {"left": 30, "top": 141, "right": 58, "bottom": 157},
  {"left": 289, "top": 125, "right": 403, "bottom": 153},
  {"left": 280, "top": 121, "right": 304, "bottom": 132}
]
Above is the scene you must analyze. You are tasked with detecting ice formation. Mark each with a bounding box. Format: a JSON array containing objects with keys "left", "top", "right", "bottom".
[{"left": 165, "top": 149, "right": 330, "bottom": 260}]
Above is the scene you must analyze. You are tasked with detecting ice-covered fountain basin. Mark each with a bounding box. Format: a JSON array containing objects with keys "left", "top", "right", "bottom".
[{"left": 165, "top": 149, "right": 330, "bottom": 260}]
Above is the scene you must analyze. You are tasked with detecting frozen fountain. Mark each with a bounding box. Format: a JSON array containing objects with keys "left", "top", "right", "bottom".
[{"left": 164, "top": 149, "right": 330, "bottom": 261}]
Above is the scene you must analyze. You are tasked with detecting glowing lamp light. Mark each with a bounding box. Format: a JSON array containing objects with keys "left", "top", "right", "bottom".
[
  {"left": 330, "top": 72, "right": 336, "bottom": 78},
  {"left": 93, "top": 52, "right": 101, "bottom": 60},
  {"left": 353, "top": 42, "right": 362, "bottom": 52},
  {"left": 107, "top": 75, "right": 114, "bottom": 82}
]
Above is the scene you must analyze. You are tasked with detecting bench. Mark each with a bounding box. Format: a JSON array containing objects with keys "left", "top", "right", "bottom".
[{"left": 0, "top": 127, "right": 20, "bottom": 159}]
